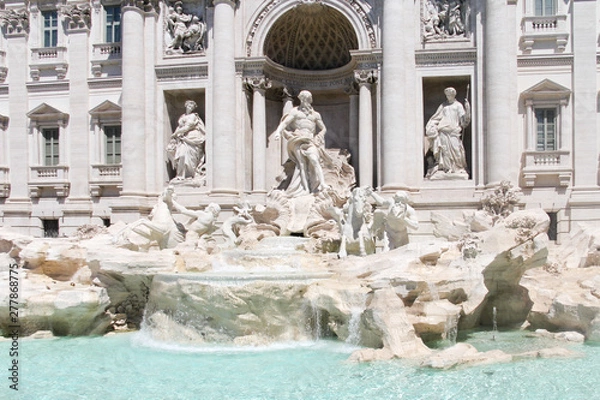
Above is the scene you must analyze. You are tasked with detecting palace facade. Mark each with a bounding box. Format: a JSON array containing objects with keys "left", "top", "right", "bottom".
[{"left": 0, "top": 0, "right": 598, "bottom": 242}]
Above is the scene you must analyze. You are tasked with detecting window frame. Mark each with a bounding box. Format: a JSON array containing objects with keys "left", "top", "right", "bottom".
[
  {"left": 42, "top": 10, "right": 59, "bottom": 48},
  {"left": 534, "top": 107, "right": 557, "bottom": 152},
  {"left": 42, "top": 127, "right": 60, "bottom": 166},
  {"left": 534, "top": 0, "right": 557, "bottom": 16},
  {"left": 104, "top": 5, "right": 121, "bottom": 43},
  {"left": 104, "top": 124, "right": 122, "bottom": 164}
]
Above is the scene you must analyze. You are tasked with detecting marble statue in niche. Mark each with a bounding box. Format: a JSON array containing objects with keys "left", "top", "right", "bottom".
[
  {"left": 166, "top": 100, "right": 206, "bottom": 183},
  {"left": 422, "top": 0, "right": 470, "bottom": 41},
  {"left": 272, "top": 90, "right": 329, "bottom": 196},
  {"left": 424, "top": 87, "right": 470, "bottom": 180},
  {"left": 165, "top": 1, "right": 206, "bottom": 54}
]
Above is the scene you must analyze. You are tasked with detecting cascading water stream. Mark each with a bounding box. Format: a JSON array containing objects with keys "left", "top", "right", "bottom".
[
  {"left": 492, "top": 306, "right": 498, "bottom": 341},
  {"left": 345, "top": 308, "right": 362, "bottom": 346}
]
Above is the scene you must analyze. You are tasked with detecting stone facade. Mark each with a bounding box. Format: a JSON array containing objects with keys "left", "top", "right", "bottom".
[{"left": 0, "top": 0, "right": 598, "bottom": 242}]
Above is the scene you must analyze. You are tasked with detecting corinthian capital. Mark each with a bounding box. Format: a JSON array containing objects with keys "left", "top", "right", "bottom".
[
  {"left": 245, "top": 76, "right": 272, "bottom": 92},
  {"left": 354, "top": 69, "right": 378, "bottom": 86},
  {"left": 121, "top": 0, "right": 159, "bottom": 13},
  {"left": 0, "top": 8, "right": 30, "bottom": 35},
  {"left": 62, "top": 3, "right": 92, "bottom": 30}
]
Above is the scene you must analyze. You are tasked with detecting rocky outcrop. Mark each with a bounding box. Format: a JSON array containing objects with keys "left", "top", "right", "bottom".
[
  {"left": 523, "top": 267, "right": 600, "bottom": 341},
  {"left": 0, "top": 206, "right": 597, "bottom": 368}
]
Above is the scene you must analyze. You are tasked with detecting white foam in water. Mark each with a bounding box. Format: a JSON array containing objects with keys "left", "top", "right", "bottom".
[{"left": 131, "top": 329, "right": 360, "bottom": 355}]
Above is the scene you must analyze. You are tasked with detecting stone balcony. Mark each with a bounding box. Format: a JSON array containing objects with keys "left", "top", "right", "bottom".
[
  {"left": 520, "top": 15, "right": 569, "bottom": 53},
  {"left": 91, "top": 42, "right": 122, "bottom": 78},
  {"left": 522, "top": 150, "right": 572, "bottom": 187},
  {"left": 90, "top": 164, "right": 122, "bottom": 196},
  {"left": 30, "top": 47, "right": 68, "bottom": 80},
  {"left": 0, "top": 166, "right": 10, "bottom": 197},
  {"left": 29, "top": 165, "right": 70, "bottom": 197}
]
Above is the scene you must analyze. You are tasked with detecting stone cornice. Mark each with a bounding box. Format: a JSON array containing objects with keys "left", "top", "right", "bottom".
[
  {"left": 26, "top": 80, "right": 70, "bottom": 93},
  {"left": 517, "top": 54, "right": 573, "bottom": 68},
  {"left": 88, "top": 77, "right": 123, "bottom": 89},
  {"left": 415, "top": 49, "right": 477, "bottom": 67}
]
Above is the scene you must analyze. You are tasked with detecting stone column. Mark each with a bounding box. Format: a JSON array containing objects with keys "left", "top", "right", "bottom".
[
  {"left": 211, "top": 0, "right": 237, "bottom": 194},
  {"left": 381, "top": 0, "right": 412, "bottom": 189},
  {"left": 120, "top": 1, "right": 146, "bottom": 196},
  {"left": 246, "top": 76, "right": 271, "bottom": 192},
  {"left": 1, "top": 10, "right": 29, "bottom": 201},
  {"left": 355, "top": 70, "right": 377, "bottom": 187},
  {"left": 571, "top": 0, "right": 598, "bottom": 189},
  {"left": 484, "top": 0, "right": 518, "bottom": 186},
  {"left": 346, "top": 85, "right": 359, "bottom": 177},
  {"left": 63, "top": 5, "right": 91, "bottom": 200}
]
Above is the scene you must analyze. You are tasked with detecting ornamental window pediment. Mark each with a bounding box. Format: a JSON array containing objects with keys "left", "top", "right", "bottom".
[{"left": 27, "top": 102, "right": 69, "bottom": 127}]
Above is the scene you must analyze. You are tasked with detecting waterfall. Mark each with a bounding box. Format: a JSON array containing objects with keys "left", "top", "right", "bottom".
[
  {"left": 308, "top": 299, "right": 322, "bottom": 340},
  {"left": 444, "top": 313, "right": 460, "bottom": 344},
  {"left": 345, "top": 308, "right": 362, "bottom": 346},
  {"left": 492, "top": 306, "right": 498, "bottom": 341},
  {"left": 427, "top": 281, "right": 440, "bottom": 301}
]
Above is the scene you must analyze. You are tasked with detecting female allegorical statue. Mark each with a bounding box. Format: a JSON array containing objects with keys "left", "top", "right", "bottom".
[
  {"left": 424, "top": 86, "right": 470, "bottom": 179},
  {"left": 167, "top": 100, "right": 206, "bottom": 181}
]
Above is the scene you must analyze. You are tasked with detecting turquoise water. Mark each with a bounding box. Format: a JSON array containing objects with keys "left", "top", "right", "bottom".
[{"left": 2, "top": 331, "right": 599, "bottom": 400}]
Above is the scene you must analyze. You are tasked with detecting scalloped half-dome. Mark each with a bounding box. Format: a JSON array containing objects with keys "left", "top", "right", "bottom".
[{"left": 264, "top": 4, "right": 358, "bottom": 71}]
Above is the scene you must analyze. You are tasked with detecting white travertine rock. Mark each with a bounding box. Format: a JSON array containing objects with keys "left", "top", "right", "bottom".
[
  {"left": 548, "top": 223, "right": 600, "bottom": 269},
  {"left": 533, "top": 329, "right": 586, "bottom": 343},
  {"left": 354, "top": 288, "right": 432, "bottom": 360},
  {"left": 421, "top": 343, "right": 512, "bottom": 369},
  {"left": 523, "top": 266, "right": 600, "bottom": 341}
]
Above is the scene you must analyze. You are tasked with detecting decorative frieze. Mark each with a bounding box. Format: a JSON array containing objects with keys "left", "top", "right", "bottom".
[
  {"left": 517, "top": 55, "right": 573, "bottom": 68},
  {"left": 415, "top": 49, "right": 476, "bottom": 67},
  {"left": 0, "top": 8, "right": 29, "bottom": 35},
  {"left": 155, "top": 64, "right": 208, "bottom": 81}
]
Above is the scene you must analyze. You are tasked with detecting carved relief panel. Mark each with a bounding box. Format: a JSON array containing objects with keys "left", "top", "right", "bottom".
[
  {"left": 421, "top": 0, "right": 470, "bottom": 42},
  {"left": 163, "top": 0, "right": 207, "bottom": 55}
]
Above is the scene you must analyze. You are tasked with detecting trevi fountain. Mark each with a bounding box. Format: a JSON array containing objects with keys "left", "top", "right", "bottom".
[{"left": 1, "top": 89, "right": 599, "bottom": 399}]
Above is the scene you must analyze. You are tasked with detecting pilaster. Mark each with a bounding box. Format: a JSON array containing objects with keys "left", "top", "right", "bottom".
[
  {"left": 120, "top": 2, "right": 146, "bottom": 196},
  {"left": 63, "top": 4, "right": 91, "bottom": 201},
  {"left": 211, "top": 0, "right": 238, "bottom": 194},
  {"left": 1, "top": 9, "right": 30, "bottom": 201},
  {"left": 484, "top": 0, "right": 519, "bottom": 186}
]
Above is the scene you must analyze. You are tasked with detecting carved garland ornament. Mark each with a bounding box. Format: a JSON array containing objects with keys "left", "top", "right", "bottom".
[{"left": 245, "top": 0, "right": 377, "bottom": 57}]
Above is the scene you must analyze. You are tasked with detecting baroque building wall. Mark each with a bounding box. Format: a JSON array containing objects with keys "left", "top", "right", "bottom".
[{"left": 0, "top": 0, "right": 598, "bottom": 242}]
